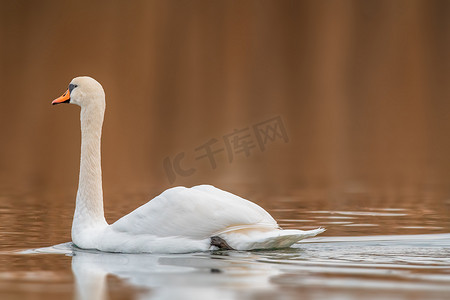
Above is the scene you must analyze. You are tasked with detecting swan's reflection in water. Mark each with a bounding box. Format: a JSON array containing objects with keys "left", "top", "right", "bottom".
[
  {"left": 69, "top": 244, "right": 280, "bottom": 300},
  {"left": 22, "top": 234, "right": 450, "bottom": 300}
]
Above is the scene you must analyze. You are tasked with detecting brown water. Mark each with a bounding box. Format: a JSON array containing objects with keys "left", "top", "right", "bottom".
[
  {"left": 1, "top": 184, "right": 449, "bottom": 300},
  {"left": 1, "top": 1, "right": 450, "bottom": 299}
]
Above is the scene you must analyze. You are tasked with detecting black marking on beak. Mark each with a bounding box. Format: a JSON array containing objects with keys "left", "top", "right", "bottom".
[{"left": 69, "top": 83, "right": 77, "bottom": 93}]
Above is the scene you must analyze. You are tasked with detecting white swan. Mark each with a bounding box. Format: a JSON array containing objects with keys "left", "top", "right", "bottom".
[{"left": 52, "top": 76, "right": 324, "bottom": 253}]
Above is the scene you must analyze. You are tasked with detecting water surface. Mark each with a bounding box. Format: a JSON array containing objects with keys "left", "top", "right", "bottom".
[{"left": 1, "top": 186, "right": 449, "bottom": 300}]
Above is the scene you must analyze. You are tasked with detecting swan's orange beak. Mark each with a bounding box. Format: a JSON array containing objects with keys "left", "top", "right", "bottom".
[{"left": 52, "top": 89, "right": 71, "bottom": 105}]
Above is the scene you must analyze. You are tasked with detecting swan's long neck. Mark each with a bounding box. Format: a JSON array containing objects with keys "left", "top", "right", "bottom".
[{"left": 72, "top": 103, "right": 108, "bottom": 237}]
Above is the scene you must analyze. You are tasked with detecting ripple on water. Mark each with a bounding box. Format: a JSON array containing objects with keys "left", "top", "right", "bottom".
[
  {"left": 310, "top": 211, "right": 408, "bottom": 217},
  {"left": 2, "top": 233, "right": 449, "bottom": 300},
  {"left": 1, "top": 191, "right": 450, "bottom": 299}
]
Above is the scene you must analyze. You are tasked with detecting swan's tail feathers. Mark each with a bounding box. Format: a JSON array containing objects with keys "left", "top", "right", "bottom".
[{"left": 221, "top": 227, "right": 326, "bottom": 251}]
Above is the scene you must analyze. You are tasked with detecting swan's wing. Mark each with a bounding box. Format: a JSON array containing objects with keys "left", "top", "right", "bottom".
[
  {"left": 222, "top": 228, "right": 326, "bottom": 250},
  {"left": 110, "top": 185, "right": 278, "bottom": 240}
]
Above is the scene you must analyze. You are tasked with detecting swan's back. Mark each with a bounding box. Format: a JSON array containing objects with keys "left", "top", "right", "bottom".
[{"left": 111, "top": 185, "right": 279, "bottom": 240}]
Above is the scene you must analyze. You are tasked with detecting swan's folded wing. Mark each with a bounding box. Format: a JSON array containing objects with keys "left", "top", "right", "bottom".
[{"left": 110, "top": 185, "right": 279, "bottom": 239}]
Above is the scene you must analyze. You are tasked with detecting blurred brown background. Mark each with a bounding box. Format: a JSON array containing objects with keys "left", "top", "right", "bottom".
[{"left": 0, "top": 0, "right": 449, "bottom": 199}]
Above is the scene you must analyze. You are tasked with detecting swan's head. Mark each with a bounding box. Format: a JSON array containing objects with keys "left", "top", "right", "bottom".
[{"left": 52, "top": 76, "right": 105, "bottom": 108}]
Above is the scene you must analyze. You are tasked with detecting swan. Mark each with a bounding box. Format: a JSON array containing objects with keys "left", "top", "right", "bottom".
[{"left": 51, "top": 76, "right": 325, "bottom": 253}]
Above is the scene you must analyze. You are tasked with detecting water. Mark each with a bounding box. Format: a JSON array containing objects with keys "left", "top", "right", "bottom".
[
  {"left": 1, "top": 0, "right": 449, "bottom": 298},
  {"left": 1, "top": 186, "right": 449, "bottom": 300}
]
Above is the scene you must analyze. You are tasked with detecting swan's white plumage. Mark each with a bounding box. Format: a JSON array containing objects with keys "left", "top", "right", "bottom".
[
  {"left": 54, "top": 76, "right": 325, "bottom": 254},
  {"left": 112, "top": 185, "right": 278, "bottom": 239}
]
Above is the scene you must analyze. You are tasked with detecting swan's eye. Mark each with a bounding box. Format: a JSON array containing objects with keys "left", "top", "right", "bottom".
[{"left": 69, "top": 84, "right": 78, "bottom": 93}]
